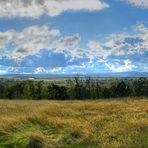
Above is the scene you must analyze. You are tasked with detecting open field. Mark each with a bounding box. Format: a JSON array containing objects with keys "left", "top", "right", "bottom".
[{"left": 0, "top": 98, "right": 147, "bottom": 148}]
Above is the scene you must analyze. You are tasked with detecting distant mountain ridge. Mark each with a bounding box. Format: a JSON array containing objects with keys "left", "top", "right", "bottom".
[{"left": 0, "top": 72, "right": 148, "bottom": 79}]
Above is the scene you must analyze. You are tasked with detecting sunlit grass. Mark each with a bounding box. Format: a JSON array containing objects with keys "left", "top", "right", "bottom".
[{"left": 0, "top": 98, "right": 147, "bottom": 148}]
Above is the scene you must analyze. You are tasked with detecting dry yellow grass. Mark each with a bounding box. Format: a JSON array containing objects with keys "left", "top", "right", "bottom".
[{"left": 0, "top": 98, "right": 147, "bottom": 148}]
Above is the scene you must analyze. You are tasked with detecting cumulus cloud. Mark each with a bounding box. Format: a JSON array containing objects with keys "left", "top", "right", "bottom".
[
  {"left": 105, "top": 59, "right": 137, "bottom": 72},
  {"left": 53, "top": 33, "right": 81, "bottom": 51},
  {"left": 0, "top": 23, "right": 147, "bottom": 73},
  {"left": 0, "top": 0, "right": 109, "bottom": 18},
  {"left": 88, "top": 23, "right": 148, "bottom": 59},
  {"left": 0, "top": 25, "right": 82, "bottom": 67},
  {"left": 0, "top": 25, "right": 61, "bottom": 59},
  {"left": 122, "top": 0, "right": 148, "bottom": 8}
]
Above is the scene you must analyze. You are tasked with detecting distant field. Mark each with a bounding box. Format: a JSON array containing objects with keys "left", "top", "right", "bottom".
[{"left": 0, "top": 98, "right": 147, "bottom": 148}]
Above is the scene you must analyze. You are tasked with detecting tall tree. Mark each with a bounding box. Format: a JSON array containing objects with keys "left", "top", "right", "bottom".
[{"left": 23, "top": 82, "right": 32, "bottom": 99}]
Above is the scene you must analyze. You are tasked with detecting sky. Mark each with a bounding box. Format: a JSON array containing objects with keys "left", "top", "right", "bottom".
[{"left": 0, "top": 0, "right": 148, "bottom": 74}]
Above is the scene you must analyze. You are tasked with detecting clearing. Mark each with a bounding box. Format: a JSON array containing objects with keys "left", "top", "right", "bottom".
[{"left": 0, "top": 98, "right": 147, "bottom": 148}]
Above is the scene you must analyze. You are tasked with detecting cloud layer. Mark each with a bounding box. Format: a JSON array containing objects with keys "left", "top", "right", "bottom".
[
  {"left": 0, "top": 0, "right": 109, "bottom": 18},
  {"left": 87, "top": 23, "right": 148, "bottom": 72},
  {"left": 0, "top": 23, "right": 148, "bottom": 73}
]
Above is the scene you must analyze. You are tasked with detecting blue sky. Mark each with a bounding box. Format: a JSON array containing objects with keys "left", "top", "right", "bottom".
[{"left": 0, "top": 0, "right": 148, "bottom": 74}]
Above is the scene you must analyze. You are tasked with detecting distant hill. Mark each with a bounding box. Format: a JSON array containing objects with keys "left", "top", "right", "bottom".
[{"left": 0, "top": 72, "right": 148, "bottom": 79}]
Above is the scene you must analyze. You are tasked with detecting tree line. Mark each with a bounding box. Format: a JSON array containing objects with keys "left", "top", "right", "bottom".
[{"left": 0, "top": 77, "right": 147, "bottom": 100}]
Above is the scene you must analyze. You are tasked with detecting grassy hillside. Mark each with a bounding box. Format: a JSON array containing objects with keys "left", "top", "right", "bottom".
[{"left": 0, "top": 98, "right": 147, "bottom": 148}]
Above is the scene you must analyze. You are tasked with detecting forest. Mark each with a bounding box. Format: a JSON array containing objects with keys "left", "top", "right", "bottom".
[{"left": 0, "top": 77, "right": 147, "bottom": 100}]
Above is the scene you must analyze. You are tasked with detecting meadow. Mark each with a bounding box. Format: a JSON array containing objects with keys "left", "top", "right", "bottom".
[{"left": 0, "top": 98, "right": 147, "bottom": 148}]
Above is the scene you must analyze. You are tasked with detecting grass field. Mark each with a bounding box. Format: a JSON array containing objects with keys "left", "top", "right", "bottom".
[{"left": 0, "top": 98, "right": 147, "bottom": 148}]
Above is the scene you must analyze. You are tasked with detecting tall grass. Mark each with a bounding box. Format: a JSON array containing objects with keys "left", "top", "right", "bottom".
[{"left": 0, "top": 98, "right": 147, "bottom": 148}]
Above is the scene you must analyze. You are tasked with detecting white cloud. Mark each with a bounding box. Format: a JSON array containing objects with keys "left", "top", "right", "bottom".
[
  {"left": 0, "top": 25, "right": 61, "bottom": 59},
  {"left": 105, "top": 59, "right": 137, "bottom": 72},
  {"left": 88, "top": 23, "right": 148, "bottom": 59},
  {"left": 0, "top": 65, "right": 16, "bottom": 74},
  {"left": 53, "top": 33, "right": 81, "bottom": 51},
  {"left": 87, "top": 39, "right": 128, "bottom": 59},
  {"left": 144, "top": 66, "right": 148, "bottom": 70},
  {"left": 122, "top": 0, "right": 148, "bottom": 8},
  {"left": 88, "top": 40, "right": 115, "bottom": 58},
  {"left": 50, "top": 67, "right": 63, "bottom": 73},
  {"left": 0, "top": 23, "right": 147, "bottom": 73},
  {"left": 134, "top": 23, "right": 148, "bottom": 33},
  {"left": 0, "top": 25, "right": 82, "bottom": 60},
  {"left": 0, "top": 0, "right": 109, "bottom": 18},
  {"left": 0, "top": 70, "right": 7, "bottom": 74},
  {"left": 35, "top": 67, "right": 63, "bottom": 74},
  {"left": 35, "top": 67, "right": 45, "bottom": 74}
]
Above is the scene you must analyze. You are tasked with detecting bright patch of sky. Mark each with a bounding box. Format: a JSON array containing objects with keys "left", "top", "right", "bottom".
[{"left": 0, "top": 0, "right": 148, "bottom": 74}]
